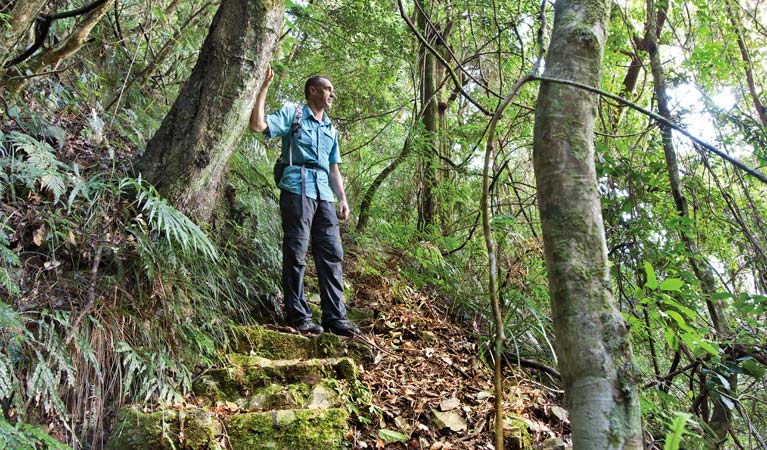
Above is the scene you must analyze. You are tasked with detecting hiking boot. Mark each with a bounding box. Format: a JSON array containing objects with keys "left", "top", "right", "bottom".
[
  {"left": 325, "top": 320, "right": 360, "bottom": 337},
  {"left": 294, "top": 321, "right": 323, "bottom": 335}
]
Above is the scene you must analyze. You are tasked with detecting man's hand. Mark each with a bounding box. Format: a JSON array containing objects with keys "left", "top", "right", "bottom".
[
  {"left": 261, "top": 64, "right": 274, "bottom": 90},
  {"left": 337, "top": 200, "right": 350, "bottom": 221}
]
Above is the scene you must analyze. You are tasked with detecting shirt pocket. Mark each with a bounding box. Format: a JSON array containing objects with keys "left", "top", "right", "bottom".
[{"left": 320, "top": 128, "right": 335, "bottom": 155}]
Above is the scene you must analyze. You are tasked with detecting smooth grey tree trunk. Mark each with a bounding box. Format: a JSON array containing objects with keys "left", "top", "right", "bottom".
[
  {"left": 532, "top": 0, "right": 643, "bottom": 448},
  {"left": 136, "top": 0, "right": 283, "bottom": 223}
]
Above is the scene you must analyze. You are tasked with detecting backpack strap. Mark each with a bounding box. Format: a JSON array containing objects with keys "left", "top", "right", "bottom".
[{"left": 287, "top": 106, "right": 303, "bottom": 166}]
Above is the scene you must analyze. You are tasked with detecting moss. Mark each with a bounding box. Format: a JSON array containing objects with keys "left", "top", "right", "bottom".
[
  {"left": 106, "top": 408, "right": 179, "bottom": 450},
  {"left": 197, "top": 356, "right": 357, "bottom": 403},
  {"left": 225, "top": 408, "right": 349, "bottom": 450},
  {"left": 334, "top": 358, "right": 358, "bottom": 380},
  {"left": 503, "top": 414, "right": 531, "bottom": 450},
  {"left": 180, "top": 409, "right": 223, "bottom": 449},
  {"left": 106, "top": 407, "right": 225, "bottom": 450},
  {"left": 232, "top": 326, "right": 314, "bottom": 359}
]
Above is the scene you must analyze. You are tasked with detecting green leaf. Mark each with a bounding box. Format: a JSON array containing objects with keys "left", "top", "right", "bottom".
[
  {"left": 665, "top": 328, "right": 679, "bottom": 350},
  {"left": 663, "top": 412, "right": 693, "bottom": 450},
  {"left": 660, "top": 278, "right": 683, "bottom": 291},
  {"left": 740, "top": 359, "right": 765, "bottom": 380},
  {"left": 644, "top": 262, "right": 659, "bottom": 290},
  {"left": 378, "top": 429, "right": 408, "bottom": 442},
  {"left": 664, "top": 310, "right": 691, "bottom": 332}
]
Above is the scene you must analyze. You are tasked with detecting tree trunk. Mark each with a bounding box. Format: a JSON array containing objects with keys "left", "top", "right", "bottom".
[
  {"left": 532, "top": 0, "right": 643, "bottom": 448},
  {"left": 645, "top": 0, "right": 734, "bottom": 444},
  {"left": 725, "top": 0, "right": 767, "bottom": 127},
  {"left": 136, "top": 0, "right": 283, "bottom": 224},
  {"left": 416, "top": 0, "right": 438, "bottom": 231}
]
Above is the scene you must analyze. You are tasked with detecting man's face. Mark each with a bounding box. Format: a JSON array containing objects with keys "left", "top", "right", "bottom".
[{"left": 312, "top": 78, "right": 335, "bottom": 110}]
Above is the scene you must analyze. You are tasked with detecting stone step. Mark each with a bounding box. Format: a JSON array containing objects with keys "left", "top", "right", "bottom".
[
  {"left": 231, "top": 325, "right": 371, "bottom": 361},
  {"left": 106, "top": 406, "right": 349, "bottom": 450},
  {"left": 194, "top": 380, "right": 344, "bottom": 412},
  {"left": 193, "top": 355, "right": 357, "bottom": 403}
]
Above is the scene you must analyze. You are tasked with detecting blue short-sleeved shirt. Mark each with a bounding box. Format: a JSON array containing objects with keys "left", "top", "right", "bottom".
[{"left": 265, "top": 104, "right": 341, "bottom": 202}]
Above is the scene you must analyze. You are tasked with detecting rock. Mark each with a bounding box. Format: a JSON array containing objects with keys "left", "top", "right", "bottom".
[
  {"left": 502, "top": 414, "right": 531, "bottom": 450},
  {"left": 550, "top": 405, "right": 569, "bottom": 424},
  {"left": 226, "top": 408, "right": 349, "bottom": 449},
  {"left": 542, "top": 436, "right": 567, "bottom": 450},
  {"left": 431, "top": 409, "right": 467, "bottom": 432},
  {"left": 307, "top": 384, "right": 335, "bottom": 410}
]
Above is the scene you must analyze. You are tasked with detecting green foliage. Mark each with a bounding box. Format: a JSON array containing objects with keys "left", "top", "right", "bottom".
[
  {"left": 120, "top": 177, "right": 218, "bottom": 262},
  {"left": 330, "top": 378, "right": 381, "bottom": 426},
  {"left": 0, "top": 223, "right": 20, "bottom": 296},
  {"left": 0, "top": 417, "right": 71, "bottom": 450},
  {"left": 663, "top": 412, "right": 695, "bottom": 450},
  {"left": 0, "top": 131, "right": 68, "bottom": 204}
]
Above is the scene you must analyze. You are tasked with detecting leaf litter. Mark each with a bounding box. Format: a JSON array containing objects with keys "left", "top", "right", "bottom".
[{"left": 344, "top": 253, "right": 570, "bottom": 449}]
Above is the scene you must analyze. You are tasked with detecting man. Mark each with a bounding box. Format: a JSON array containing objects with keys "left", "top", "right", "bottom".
[{"left": 249, "top": 65, "right": 359, "bottom": 336}]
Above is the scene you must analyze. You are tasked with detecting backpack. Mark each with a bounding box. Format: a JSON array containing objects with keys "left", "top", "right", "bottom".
[{"left": 272, "top": 106, "right": 303, "bottom": 185}]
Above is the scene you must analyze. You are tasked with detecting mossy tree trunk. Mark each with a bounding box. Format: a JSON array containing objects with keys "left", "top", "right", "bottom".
[
  {"left": 136, "top": 0, "right": 283, "bottom": 223},
  {"left": 416, "top": 0, "right": 438, "bottom": 231},
  {"left": 532, "top": 0, "right": 643, "bottom": 448}
]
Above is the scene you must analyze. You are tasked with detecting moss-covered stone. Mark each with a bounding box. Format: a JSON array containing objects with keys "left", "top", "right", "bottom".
[
  {"left": 106, "top": 407, "right": 223, "bottom": 450},
  {"left": 225, "top": 408, "right": 349, "bottom": 450},
  {"left": 195, "top": 356, "right": 357, "bottom": 403},
  {"left": 106, "top": 408, "right": 179, "bottom": 450},
  {"left": 232, "top": 325, "right": 372, "bottom": 361},
  {"left": 232, "top": 326, "right": 315, "bottom": 359}
]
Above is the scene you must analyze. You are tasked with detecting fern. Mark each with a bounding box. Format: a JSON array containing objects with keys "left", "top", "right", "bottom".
[
  {"left": 120, "top": 177, "right": 218, "bottom": 261},
  {"left": 0, "top": 417, "right": 71, "bottom": 450},
  {"left": 0, "top": 223, "right": 21, "bottom": 295},
  {"left": 7, "top": 131, "right": 68, "bottom": 203}
]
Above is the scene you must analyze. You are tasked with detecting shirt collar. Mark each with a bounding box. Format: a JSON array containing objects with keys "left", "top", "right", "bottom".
[{"left": 303, "top": 104, "right": 330, "bottom": 125}]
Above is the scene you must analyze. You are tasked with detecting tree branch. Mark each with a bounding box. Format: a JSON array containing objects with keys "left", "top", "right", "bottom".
[
  {"left": 4, "top": 0, "right": 112, "bottom": 68},
  {"left": 531, "top": 75, "right": 767, "bottom": 185}
]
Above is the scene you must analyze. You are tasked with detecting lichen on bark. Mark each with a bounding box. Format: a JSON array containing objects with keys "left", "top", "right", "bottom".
[{"left": 532, "top": 0, "right": 643, "bottom": 448}]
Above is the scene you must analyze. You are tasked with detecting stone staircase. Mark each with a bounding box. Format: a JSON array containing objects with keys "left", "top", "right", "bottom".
[{"left": 106, "top": 326, "right": 369, "bottom": 450}]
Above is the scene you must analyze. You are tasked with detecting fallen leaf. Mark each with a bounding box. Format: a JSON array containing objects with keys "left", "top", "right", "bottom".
[
  {"left": 33, "top": 226, "right": 47, "bottom": 246},
  {"left": 431, "top": 409, "right": 467, "bottom": 432},
  {"left": 439, "top": 397, "right": 460, "bottom": 412},
  {"left": 379, "top": 428, "right": 408, "bottom": 443},
  {"left": 43, "top": 260, "right": 61, "bottom": 271},
  {"left": 476, "top": 390, "right": 493, "bottom": 400},
  {"left": 394, "top": 415, "right": 410, "bottom": 432}
]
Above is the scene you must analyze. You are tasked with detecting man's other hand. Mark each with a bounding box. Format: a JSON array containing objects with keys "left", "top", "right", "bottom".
[{"left": 337, "top": 200, "right": 350, "bottom": 221}]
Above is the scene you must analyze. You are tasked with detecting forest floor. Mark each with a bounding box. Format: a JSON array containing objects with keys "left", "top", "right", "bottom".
[{"left": 337, "top": 247, "right": 570, "bottom": 449}]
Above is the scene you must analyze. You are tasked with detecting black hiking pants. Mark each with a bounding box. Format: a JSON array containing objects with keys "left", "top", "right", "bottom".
[{"left": 280, "top": 190, "right": 347, "bottom": 328}]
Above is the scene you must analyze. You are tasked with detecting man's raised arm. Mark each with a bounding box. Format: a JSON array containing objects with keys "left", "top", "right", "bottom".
[{"left": 249, "top": 64, "right": 274, "bottom": 132}]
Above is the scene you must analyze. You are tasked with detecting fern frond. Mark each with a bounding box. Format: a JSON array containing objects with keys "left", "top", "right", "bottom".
[
  {"left": 120, "top": 177, "right": 219, "bottom": 261},
  {"left": 0, "top": 223, "right": 21, "bottom": 295},
  {"left": 7, "top": 131, "right": 69, "bottom": 204}
]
